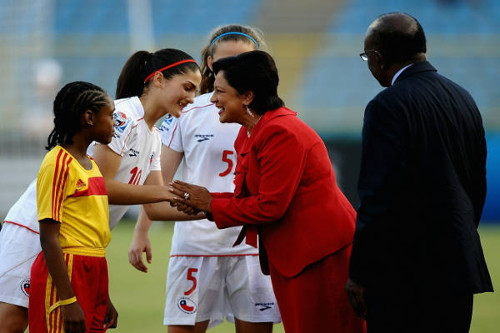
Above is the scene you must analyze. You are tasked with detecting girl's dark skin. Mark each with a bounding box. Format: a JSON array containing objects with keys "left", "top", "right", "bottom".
[{"left": 39, "top": 98, "right": 117, "bottom": 333}]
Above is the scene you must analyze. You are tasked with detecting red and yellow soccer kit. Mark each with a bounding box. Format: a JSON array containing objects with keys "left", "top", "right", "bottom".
[{"left": 29, "top": 146, "right": 111, "bottom": 333}]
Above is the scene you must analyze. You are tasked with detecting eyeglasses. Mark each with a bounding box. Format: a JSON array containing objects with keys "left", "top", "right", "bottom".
[{"left": 359, "top": 49, "right": 380, "bottom": 61}]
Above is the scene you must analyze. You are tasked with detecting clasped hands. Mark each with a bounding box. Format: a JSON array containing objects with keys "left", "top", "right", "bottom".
[{"left": 168, "top": 180, "right": 213, "bottom": 215}]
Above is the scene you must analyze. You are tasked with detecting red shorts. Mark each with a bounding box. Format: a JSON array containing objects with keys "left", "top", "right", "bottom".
[
  {"left": 269, "top": 245, "right": 365, "bottom": 333},
  {"left": 29, "top": 251, "right": 109, "bottom": 333}
]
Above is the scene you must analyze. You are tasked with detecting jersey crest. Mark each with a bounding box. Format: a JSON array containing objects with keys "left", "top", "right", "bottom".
[
  {"left": 177, "top": 297, "right": 197, "bottom": 314},
  {"left": 113, "top": 111, "right": 130, "bottom": 134},
  {"left": 159, "top": 114, "right": 175, "bottom": 134},
  {"left": 20, "top": 279, "right": 30, "bottom": 297}
]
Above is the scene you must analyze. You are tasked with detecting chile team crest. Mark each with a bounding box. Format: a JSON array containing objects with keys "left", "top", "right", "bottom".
[
  {"left": 177, "top": 297, "right": 197, "bottom": 314},
  {"left": 20, "top": 279, "right": 30, "bottom": 297}
]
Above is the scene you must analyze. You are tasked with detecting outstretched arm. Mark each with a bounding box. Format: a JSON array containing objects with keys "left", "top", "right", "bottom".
[
  {"left": 141, "top": 170, "right": 205, "bottom": 220},
  {"left": 91, "top": 144, "right": 174, "bottom": 205}
]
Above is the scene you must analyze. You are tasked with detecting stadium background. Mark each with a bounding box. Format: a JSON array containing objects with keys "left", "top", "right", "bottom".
[
  {"left": 0, "top": 0, "right": 499, "bottom": 331},
  {"left": 0, "top": 0, "right": 499, "bottom": 220}
]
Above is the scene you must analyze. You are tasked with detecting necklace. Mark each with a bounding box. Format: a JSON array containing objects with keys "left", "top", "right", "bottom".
[{"left": 247, "top": 116, "right": 262, "bottom": 138}]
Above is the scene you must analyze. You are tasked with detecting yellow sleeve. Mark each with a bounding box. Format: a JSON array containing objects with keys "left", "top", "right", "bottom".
[{"left": 37, "top": 149, "right": 72, "bottom": 223}]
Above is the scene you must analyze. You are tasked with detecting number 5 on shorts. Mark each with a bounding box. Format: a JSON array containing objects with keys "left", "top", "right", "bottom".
[{"left": 184, "top": 268, "right": 198, "bottom": 296}]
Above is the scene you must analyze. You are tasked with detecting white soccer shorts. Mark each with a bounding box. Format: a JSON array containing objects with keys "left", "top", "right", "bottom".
[
  {"left": 0, "top": 222, "right": 41, "bottom": 308},
  {"left": 164, "top": 255, "right": 281, "bottom": 328}
]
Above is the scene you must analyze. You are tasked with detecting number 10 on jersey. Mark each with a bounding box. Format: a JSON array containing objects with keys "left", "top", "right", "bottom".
[{"left": 129, "top": 167, "right": 143, "bottom": 185}]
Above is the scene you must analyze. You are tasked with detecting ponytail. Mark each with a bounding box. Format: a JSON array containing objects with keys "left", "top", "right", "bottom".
[{"left": 116, "top": 48, "right": 199, "bottom": 99}]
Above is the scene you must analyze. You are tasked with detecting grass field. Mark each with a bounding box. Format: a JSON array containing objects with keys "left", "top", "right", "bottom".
[{"left": 107, "top": 221, "right": 500, "bottom": 332}]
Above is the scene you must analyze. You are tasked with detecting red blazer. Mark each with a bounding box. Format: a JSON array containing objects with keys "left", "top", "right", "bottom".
[{"left": 211, "top": 107, "right": 356, "bottom": 277}]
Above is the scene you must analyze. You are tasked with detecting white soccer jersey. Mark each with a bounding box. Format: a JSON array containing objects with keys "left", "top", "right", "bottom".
[
  {"left": 0, "top": 97, "right": 164, "bottom": 310},
  {"left": 3, "top": 179, "right": 38, "bottom": 232},
  {"left": 92, "top": 96, "right": 162, "bottom": 229},
  {"left": 5, "top": 97, "right": 162, "bottom": 231},
  {"left": 159, "top": 92, "right": 257, "bottom": 256}
]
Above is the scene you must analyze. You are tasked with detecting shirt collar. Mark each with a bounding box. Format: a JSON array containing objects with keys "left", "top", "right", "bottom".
[{"left": 391, "top": 64, "right": 413, "bottom": 86}]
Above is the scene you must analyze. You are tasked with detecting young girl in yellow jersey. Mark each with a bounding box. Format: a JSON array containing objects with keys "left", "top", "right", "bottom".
[
  {"left": 0, "top": 48, "right": 201, "bottom": 333},
  {"left": 29, "top": 81, "right": 117, "bottom": 333}
]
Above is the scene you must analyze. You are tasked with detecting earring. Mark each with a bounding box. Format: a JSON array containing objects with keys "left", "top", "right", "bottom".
[{"left": 246, "top": 105, "right": 255, "bottom": 117}]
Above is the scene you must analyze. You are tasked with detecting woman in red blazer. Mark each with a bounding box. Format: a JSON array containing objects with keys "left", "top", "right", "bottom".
[{"left": 169, "top": 51, "right": 364, "bottom": 333}]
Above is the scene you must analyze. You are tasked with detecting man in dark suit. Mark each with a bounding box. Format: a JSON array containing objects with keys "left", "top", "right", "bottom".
[{"left": 346, "top": 12, "right": 493, "bottom": 333}]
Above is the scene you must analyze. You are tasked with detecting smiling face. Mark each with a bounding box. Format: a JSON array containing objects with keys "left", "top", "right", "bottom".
[
  {"left": 159, "top": 69, "right": 202, "bottom": 118},
  {"left": 210, "top": 70, "right": 249, "bottom": 124},
  {"left": 207, "top": 40, "right": 257, "bottom": 124}
]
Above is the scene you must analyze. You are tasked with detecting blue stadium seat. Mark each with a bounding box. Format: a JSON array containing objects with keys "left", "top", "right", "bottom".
[
  {"left": 50, "top": 0, "right": 263, "bottom": 99},
  {"left": 151, "top": 0, "right": 262, "bottom": 36},
  {"left": 54, "top": 0, "right": 262, "bottom": 36},
  {"left": 55, "top": 0, "right": 128, "bottom": 35},
  {"left": 296, "top": 0, "right": 500, "bottom": 221},
  {"left": 329, "top": 0, "right": 500, "bottom": 35},
  {"left": 297, "top": 0, "right": 500, "bottom": 133}
]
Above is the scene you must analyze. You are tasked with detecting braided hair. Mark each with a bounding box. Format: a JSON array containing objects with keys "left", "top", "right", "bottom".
[{"left": 46, "top": 81, "right": 109, "bottom": 150}]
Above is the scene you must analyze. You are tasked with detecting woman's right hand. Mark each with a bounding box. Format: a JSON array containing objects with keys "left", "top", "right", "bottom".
[
  {"left": 169, "top": 200, "right": 200, "bottom": 215},
  {"left": 62, "top": 302, "right": 86, "bottom": 333},
  {"left": 169, "top": 180, "right": 213, "bottom": 213}
]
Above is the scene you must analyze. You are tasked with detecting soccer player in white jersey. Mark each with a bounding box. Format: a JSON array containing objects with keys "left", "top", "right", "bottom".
[
  {"left": 0, "top": 48, "right": 201, "bottom": 333},
  {"left": 129, "top": 25, "right": 281, "bottom": 333}
]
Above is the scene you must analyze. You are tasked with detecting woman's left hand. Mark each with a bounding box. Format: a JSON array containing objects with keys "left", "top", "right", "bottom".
[
  {"left": 345, "top": 278, "right": 367, "bottom": 319},
  {"left": 169, "top": 180, "right": 213, "bottom": 213}
]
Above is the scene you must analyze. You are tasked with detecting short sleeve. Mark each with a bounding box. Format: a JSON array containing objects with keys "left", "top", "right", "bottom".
[
  {"left": 107, "top": 110, "right": 135, "bottom": 156},
  {"left": 37, "top": 156, "right": 71, "bottom": 223},
  {"left": 159, "top": 115, "right": 183, "bottom": 152},
  {"left": 150, "top": 134, "right": 162, "bottom": 172}
]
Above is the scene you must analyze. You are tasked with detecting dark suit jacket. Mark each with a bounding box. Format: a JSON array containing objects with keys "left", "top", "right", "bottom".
[
  {"left": 350, "top": 61, "right": 493, "bottom": 295},
  {"left": 211, "top": 107, "right": 356, "bottom": 277}
]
